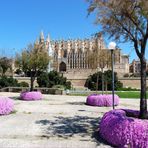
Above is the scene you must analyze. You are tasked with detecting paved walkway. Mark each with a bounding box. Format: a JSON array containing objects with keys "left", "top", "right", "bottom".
[{"left": 0, "top": 92, "right": 140, "bottom": 148}]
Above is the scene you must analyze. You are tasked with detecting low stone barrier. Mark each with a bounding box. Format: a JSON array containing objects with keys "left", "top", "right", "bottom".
[{"left": 0, "top": 87, "right": 63, "bottom": 95}]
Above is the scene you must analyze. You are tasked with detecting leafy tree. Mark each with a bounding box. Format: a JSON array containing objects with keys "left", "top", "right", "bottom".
[
  {"left": 18, "top": 81, "right": 29, "bottom": 87},
  {"left": 88, "top": 0, "right": 148, "bottom": 119},
  {"left": 65, "top": 81, "right": 71, "bottom": 89},
  {"left": 37, "top": 72, "right": 49, "bottom": 87},
  {"left": 15, "top": 43, "right": 50, "bottom": 91},
  {"left": 86, "top": 33, "right": 120, "bottom": 94},
  {"left": 85, "top": 70, "right": 123, "bottom": 91},
  {"left": 0, "top": 76, "right": 18, "bottom": 88},
  {"left": 15, "top": 69, "right": 22, "bottom": 75},
  {"left": 0, "top": 57, "right": 12, "bottom": 76},
  {"left": 0, "top": 76, "right": 29, "bottom": 88},
  {"left": 37, "top": 70, "right": 71, "bottom": 89}
]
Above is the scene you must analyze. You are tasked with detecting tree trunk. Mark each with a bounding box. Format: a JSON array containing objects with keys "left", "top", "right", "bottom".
[
  {"left": 96, "top": 73, "right": 99, "bottom": 91},
  {"left": 139, "top": 57, "right": 147, "bottom": 119},
  {"left": 30, "top": 72, "right": 35, "bottom": 92},
  {"left": 105, "top": 81, "right": 108, "bottom": 94},
  {"left": 101, "top": 68, "right": 104, "bottom": 95}
]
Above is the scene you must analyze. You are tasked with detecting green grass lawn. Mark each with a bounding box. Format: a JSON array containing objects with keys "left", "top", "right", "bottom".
[
  {"left": 115, "top": 91, "right": 148, "bottom": 98},
  {"left": 70, "top": 91, "right": 148, "bottom": 99}
]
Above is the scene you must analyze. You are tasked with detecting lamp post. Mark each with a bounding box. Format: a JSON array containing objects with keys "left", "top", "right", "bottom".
[{"left": 108, "top": 42, "right": 116, "bottom": 110}]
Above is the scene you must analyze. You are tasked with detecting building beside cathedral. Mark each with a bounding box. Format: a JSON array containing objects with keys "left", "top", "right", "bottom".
[
  {"left": 129, "top": 59, "right": 148, "bottom": 76},
  {"left": 35, "top": 31, "right": 129, "bottom": 87}
]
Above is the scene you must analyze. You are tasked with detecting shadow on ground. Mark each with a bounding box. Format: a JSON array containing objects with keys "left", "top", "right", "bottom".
[
  {"left": 35, "top": 115, "right": 112, "bottom": 147},
  {"left": 66, "top": 102, "right": 86, "bottom": 105},
  {"left": 36, "top": 116, "right": 100, "bottom": 139},
  {"left": 92, "top": 131, "right": 113, "bottom": 147},
  {"left": 10, "top": 96, "right": 20, "bottom": 100}
]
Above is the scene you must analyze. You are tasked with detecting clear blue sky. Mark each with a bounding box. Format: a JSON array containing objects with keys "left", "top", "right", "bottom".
[{"left": 0, "top": 0, "right": 147, "bottom": 62}]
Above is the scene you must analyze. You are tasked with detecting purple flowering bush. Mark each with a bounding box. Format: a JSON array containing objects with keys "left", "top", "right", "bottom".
[
  {"left": 99, "top": 109, "right": 148, "bottom": 148},
  {"left": 86, "top": 94, "right": 119, "bottom": 106},
  {"left": 20, "top": 91, "right": 42, "bottom": 101},
  {"left": 0, "top": 97, "right": 14, "bottom": 115}
]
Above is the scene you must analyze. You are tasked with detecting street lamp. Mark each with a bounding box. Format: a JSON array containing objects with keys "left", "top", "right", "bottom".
[{"left": 108, "top": 42, "right": 116, "bottom": 110}]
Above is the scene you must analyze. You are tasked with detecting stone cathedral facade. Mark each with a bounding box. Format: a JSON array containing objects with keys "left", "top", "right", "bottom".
[{"left": 35, "top": 32, "right": 129, "bottom": 86}]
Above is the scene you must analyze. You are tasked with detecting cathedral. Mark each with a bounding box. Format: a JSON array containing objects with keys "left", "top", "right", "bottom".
[{"left": 35, "top": 31, "right": 129, "bottom": 85}]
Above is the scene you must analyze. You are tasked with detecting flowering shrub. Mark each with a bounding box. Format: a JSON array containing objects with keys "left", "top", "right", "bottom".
[
  {"left": 0, "top": 97, "right": 14, "bottom": 115},
  {"left": 20, "top": 91, "right": 42, "bottom": 101},
  {"left": 86, "top": 94, "right": 119, "bottom": 106},
  {"left": 99, "top": 109, "right": 148, "bottom": 148}
]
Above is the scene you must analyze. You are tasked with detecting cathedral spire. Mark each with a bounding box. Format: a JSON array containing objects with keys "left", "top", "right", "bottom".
[
  {"left": 40, "top": 30, "right": 44, "bottom": 43},
  {"left": 35, "top": 38, "right": 39, "bottom": 45},
  {"left": 46, "top": 34, "right": 50, "bottom": 43}
]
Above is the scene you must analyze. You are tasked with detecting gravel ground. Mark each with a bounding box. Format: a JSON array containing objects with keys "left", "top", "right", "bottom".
[{"left": 0, "top": 92, "right": 140, "bottom": 148}]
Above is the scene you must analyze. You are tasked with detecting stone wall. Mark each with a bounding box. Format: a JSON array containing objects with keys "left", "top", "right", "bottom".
[
  {"left": 119, "top": 78, "right": 148, "bottom": 89},
  {"left": 15, "top": 77, "right": 148, "bottom": 89},
  {"left": 69, "top": 77, "right": 148, "bottom": 89}
]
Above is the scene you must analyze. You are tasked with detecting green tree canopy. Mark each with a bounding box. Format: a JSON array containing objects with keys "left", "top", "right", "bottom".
[
  {"left": 37, "top": 70, "right": 71, "bottom": 90},
  {"left": 15, "top": 43, "right": 50, "bottom": 91},
  {"left": 85, "top": 70, "right": 123, "bottom": 91},
  {"left": 0, "top": 57, "right": 12, "bottom": 76},
  {"left": 86, "top": 33, "right": 120, "bottom": 93},
  {"left": 0, "top": 76, "right": 18, "bottom": 88}
]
